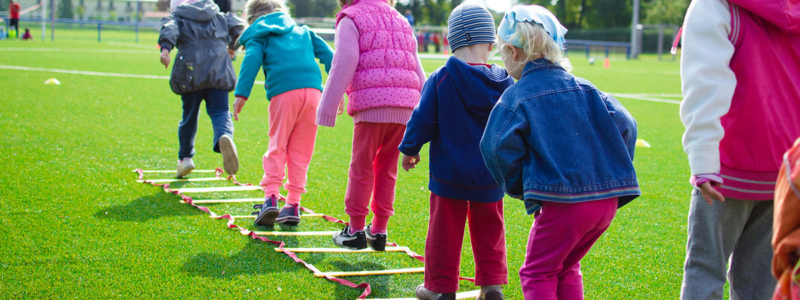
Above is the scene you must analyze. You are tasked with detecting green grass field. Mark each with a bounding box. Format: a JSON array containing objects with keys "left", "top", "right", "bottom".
[{"left": 0, "top": 34, "right": 691, "bottom": 299}]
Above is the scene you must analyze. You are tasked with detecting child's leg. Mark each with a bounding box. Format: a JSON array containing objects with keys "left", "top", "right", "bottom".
[
  {"left": 468, "top": 199, "right": 508, "bottom": 287},
  {"left": 258, "top": 90, "right": 303, "bottom": 197},
  {"left": 369, "top": 123, "right": 405, "bottom": 233},
  {"left": 203, "top": 89, "right": 234, "bottom": 153},
  {"left": 424, "top": 193, "right": 468, "bottom": 294},
  {"left": 727, "top": 200, "right": 774, "bottom": 299},
  {"left": 283, "top": 88, "right": 321, "bottom": 205},
  {"left": 680, "top": 194, "right": 774, "bottom": 300},
  {"left": 344, "top": 122, "right": 384, "bottom": 231},
  {"left": 178, "top": 91, "right": 204, "bottom": 160},
  {"left": 519, "top": 198, "right": 617, "bottom": 300}
]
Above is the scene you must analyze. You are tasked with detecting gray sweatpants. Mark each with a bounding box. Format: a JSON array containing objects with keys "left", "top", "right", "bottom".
[{"left": 680, "top": 192, "right": 775, "bottom": 300}]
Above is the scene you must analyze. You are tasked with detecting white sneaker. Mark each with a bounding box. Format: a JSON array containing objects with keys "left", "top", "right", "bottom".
[
  {"left": 176, "top": 157, "right": 195, "bottom": 178},
  {"left": 218, "top": 134, "right": 239, "bottom": 175}
]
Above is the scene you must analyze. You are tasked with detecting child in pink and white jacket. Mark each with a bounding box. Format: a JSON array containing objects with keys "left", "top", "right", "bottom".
[
  {"left": 678, "top": 0, "right": 800, "bottom": 299},
  {"left": 317, "top": 0, "right": 426, "bottom": 251}
]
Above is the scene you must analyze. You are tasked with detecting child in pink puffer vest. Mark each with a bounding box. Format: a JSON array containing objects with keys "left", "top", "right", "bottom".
[{"left": 317, "top": 0, "right": 425, "bottom": 251}]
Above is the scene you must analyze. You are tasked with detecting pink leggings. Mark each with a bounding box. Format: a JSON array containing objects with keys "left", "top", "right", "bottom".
[
  {"left": 424, "top": 193, "right": 508, "bottom": 293},
  {"left": 344, "top": 122, "right": 405, "bottom": 232},
  {"left": 259, "top": 88, "right": 320, "bottom": 205},
  {"left": 520, "top": 198, "right": 618, "bottom": 300}
]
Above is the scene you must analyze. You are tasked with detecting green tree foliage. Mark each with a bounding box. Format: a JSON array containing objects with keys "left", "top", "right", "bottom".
[
  {"left": 287, "top": 0, "right": 339, "bottom": 18},
  {"left": 58, "top": 0, "right": 74, "bottom": 19},
  {"left": 642, "top": 0, "right": 689, "bottom": 25},
  {"left": 517, "top": 0, "right": 630, "bottom": 29}
]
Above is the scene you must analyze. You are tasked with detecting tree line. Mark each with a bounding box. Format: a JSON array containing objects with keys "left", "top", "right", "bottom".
[{"left": 287, "top": 0, "right": 690, "bottom": 28}]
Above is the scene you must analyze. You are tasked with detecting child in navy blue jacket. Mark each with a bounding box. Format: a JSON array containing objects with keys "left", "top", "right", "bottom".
[{"left": 398, "top": 4, "right": 514, "bottom": 300}]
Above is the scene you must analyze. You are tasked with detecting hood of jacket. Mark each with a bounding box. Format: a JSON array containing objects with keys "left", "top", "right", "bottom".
[
  {"left": 728, "top": 0, "right": 800, "bottom": 33},
  {"left": 173, "top": 0, "right": 219, "bottom": 22},
  {"left": 238, "top": 12, "right": 296, "bottom": 47},
  {"left": 444, "top": 56, "right": 513, "bottom": 117}
]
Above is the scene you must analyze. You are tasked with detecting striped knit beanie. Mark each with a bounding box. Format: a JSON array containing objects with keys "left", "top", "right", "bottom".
[{"left": 447, "top": 4, "right": 496, "bottom": 53}]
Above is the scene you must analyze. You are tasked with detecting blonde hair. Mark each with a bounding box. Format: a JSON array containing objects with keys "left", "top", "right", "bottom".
[
  {"left": 497, "top": 21, "right": 572, "bottom": 72},
  {"left": 244, "top": 0, "right": 288, "bottom": 24},
  {"left": 337, "top": 0, "right": 396, "bottom": 7}
]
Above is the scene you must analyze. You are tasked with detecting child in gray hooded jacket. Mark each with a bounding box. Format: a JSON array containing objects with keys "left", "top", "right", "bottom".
[{"left": 158, "top": 0, "right": 244, "bottom": 178}]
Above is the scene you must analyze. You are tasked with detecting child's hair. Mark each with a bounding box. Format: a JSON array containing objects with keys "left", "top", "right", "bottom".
[
  {"left": 244, "top": 0, "right": 288, "bottom": 24},
  {"left": 497, "top": 21, "right": 572, "bottom": 72},
  {"left": 337, "top": 0, "right": 395, "bottom": 7}
]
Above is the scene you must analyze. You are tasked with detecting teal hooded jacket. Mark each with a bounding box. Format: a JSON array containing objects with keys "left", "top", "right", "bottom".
[{"left": 234, "top": 12, "right": 333, "bottom": 100}]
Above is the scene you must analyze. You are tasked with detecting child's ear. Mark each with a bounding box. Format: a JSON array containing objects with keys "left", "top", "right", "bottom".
[
  {"left": 488, "top": 43, "right": 494, "bottom": 52},
  {"left": 510, "top": 46, "right": 520, "bottom": 62}
]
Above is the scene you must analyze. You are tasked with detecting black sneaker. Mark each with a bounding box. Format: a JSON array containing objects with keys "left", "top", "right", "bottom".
[
  {"left": 276, "top": 204, "right": 301, "bottom": 226},
  {"left": 253, "top": 195, "right": 279, "bottom": 226},
  {"left": 332, "top": 226, "right": 367, "bottom": 250},
  {"left": 364, "top": 224, "right": 387, "bottom": 251}
]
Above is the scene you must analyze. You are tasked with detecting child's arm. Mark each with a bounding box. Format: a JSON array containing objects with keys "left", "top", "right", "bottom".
[
  {"left": 398, "top": 71, "right": 440, "bottom": 171},
  {"left": 158, "top": 14, "right": 180, "bottom": 66},
  {"left": 317, "top": 17, "right": 359, "bottom": 127},
  {"left": 225, "top": 12, "right": 245, "bottom": 51},
  {"left": 232, "top": 39, "right": 266, "bottom": 120},
  {"left": 480, "top": 101, "right": 529, "bottom": 199},
  {"left": 310, "top": 29, "right": 334, "bottom": 74},
  {"left": 601, "top": 92, "right": 638, "bottom": 160},
  {"left": 679, "top": 0, "right": 735, "bottom": 203}
]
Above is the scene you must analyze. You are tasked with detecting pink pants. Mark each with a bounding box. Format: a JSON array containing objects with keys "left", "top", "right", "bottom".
[
  {"left": 344, "top": 122, "right": 405, "bottom": 231},
  {"left": 259, "top": 88, "right": 320, "bottom": 205},
  {"left": 520, "top": 198, "right": 618, "bottom": 300},
  {"left": 424, "top": 193, "right": 508, "bottom": 293}
]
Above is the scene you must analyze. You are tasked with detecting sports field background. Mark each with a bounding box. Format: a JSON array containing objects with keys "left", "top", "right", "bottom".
[{"left": 0, "top": 31, "right": 696, "bottom": 299}]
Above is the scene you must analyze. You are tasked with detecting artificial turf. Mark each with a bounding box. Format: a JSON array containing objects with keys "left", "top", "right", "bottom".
[{"left": 0, "top": 34, "right": 696, "bottom": 299}]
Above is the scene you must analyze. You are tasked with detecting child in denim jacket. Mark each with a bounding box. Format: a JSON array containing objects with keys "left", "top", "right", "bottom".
[{"left": 480, "top": 5, "right": 639, "bottom": 299}]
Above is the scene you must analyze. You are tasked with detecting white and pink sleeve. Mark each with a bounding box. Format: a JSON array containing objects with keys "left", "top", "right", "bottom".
[{"left": 679, "top": 0, "right": 737, "bottom": 176}]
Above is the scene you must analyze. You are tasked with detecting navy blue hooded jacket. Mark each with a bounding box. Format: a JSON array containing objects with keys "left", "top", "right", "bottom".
[{"left": 399, "top": 56, "right": 514, "bottom": 202}]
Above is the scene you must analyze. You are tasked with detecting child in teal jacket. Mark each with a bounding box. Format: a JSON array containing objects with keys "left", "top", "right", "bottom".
[{"left": 232, "top": 0, "right": 334, "bottom": 227}]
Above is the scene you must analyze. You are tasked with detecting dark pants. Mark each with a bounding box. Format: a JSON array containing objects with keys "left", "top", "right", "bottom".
[
  {"left": 178, "top": 89, "right": 233, "bottom": 160},
  {"left": 9, "top": 19, "right": 18, "bottom": 37}
]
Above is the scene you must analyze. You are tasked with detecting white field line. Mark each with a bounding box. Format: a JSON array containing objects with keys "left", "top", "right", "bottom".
[
  {"left": 0, "top": 64, "right": 265, "bottom": 85},
  {"left": 222, "top": 214, "right": 324, "bottom": 219},
  {"left": 0, "top": 47, "right": 155, "bottom": 54},
  {"left": 245, "top": 230, "right": 340, "bottom": 236},
  {"left": 610, "top": 93, "right": 682, "bottom": 105},
  {"left": 186, "top": 198, "right": 264, "bottom": 204}
]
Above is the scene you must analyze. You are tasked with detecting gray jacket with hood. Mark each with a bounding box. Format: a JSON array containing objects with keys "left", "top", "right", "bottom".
[{"left": 158, "top": 0, "right": 244, "bottom": 94}]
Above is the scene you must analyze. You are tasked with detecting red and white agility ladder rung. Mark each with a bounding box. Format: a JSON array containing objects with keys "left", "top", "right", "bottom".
[{"left": 133, "top": 168, "right": 478, "bottom": 299}]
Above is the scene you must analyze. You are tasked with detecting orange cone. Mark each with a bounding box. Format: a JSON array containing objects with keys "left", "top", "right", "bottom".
[{"left": 603, "top": 58, "right": 610, "bottom": 68}]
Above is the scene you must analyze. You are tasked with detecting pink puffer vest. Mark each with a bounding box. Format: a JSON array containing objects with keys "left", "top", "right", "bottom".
[{"left": 336, "top": 0, "right": 421, "bottom": 116}]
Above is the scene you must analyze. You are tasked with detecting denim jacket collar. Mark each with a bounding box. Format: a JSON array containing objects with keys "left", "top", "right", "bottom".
[{"left": 520, "top": 58, "right": 565, "bottom": 79}]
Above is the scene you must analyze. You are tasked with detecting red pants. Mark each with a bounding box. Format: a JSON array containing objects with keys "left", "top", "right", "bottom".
[
  {"left": 519, "top": 198, "right": 618, "bottom": 300},
  {"left": 424, "top": 193, "right": 508, "bottom": 293},
  {"left": 344, "top": 122, "right": 405, "bottom": 227}
]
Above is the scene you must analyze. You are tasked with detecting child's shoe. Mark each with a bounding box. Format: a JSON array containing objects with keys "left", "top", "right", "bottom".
[
  {"left": 276, "top": 204, "right": 301, "bottom": 226},
  {"left": 176, "top": 158, "right": 195, "bottom": 178},
  {"left": 415, "top": 284, "right": 455, "bottom": 300},
  {"left": 332, "top": 226, "right": 367, "bottom": 250},
  {"left": 218, "top": 134, "right": 239, "bottom": 175},
  {"left": 476, "top": 285, "right": 503, "bottom": 300},
  {"left": 364, "top": 224, "right": 387, "bottom": 251},
  {"left": 253, "top": 195, "right": 279, "bottom": 226}
]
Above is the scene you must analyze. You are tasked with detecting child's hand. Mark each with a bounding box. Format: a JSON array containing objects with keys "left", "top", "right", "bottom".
[
  {"left": 698, "top": 182, "right": 725, "bottom": 205},
  {"left": 401, "top": 154, "right": 421, "bottom": 172},
  {"left": 232, "top": 96, "right": 247, "bottom": 121},
  {"left": 227, "top": 48, "right": 235, "bottom": 59},
  {"left": 160, "top": 49, "right": 170, "bottom": 68},
  {"left": 337, "top": 96, "right": 346, "bottom": 115}
]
